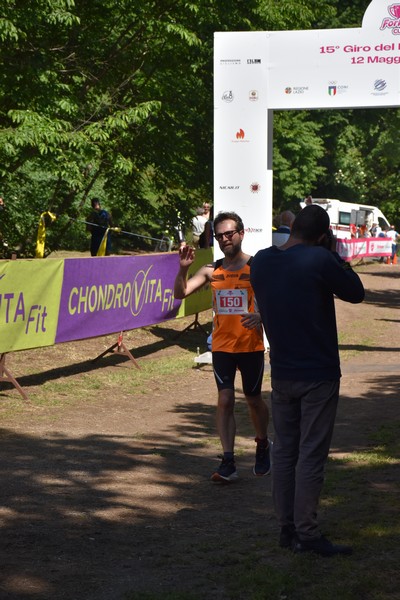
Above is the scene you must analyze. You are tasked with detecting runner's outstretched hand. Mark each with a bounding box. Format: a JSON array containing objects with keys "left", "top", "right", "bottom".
[{"left": 179, "top": 244, "right": 195, "bottom": 268}]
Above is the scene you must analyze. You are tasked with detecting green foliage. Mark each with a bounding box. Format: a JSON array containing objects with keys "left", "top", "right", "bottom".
[
  {"left": 308, "top": 106, "right": 400, "bottom": 227},
  {"left": 254, "top": 0, "right": 336, "bottom": 30},
  {"left": 0, "top": 0, "right": 210, "bottom": 254},
  {"left": 1, "top": 0, "right": 400, "bottom": 253},
  {"left": 273, "top": 111, "right": 326, "bottom": 211}
]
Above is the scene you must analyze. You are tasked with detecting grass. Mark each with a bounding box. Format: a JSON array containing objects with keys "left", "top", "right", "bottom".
[
  {"left": 123, "top": 395, "right": 400, "bottom": 600},
  {"left": 0, "top": 315, "right": 209, "bottom": 417},
  {"left": 2, "top": 264, "right": 400, "bottom": 600},
  {"left": 120, "top": 421, "right": 400, "bottom": 600}
]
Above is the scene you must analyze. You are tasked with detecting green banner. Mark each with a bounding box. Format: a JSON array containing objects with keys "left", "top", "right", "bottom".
[
  {"left": 175, "top": 249, "right": 212, "bottom": 318},
  {"left": 0, "top": 259, "right": 64, "bottom": 352}
]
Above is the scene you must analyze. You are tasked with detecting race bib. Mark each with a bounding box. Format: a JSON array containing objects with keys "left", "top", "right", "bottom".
[{"left": 216, "top": 289, "right": 248, "bottom": 314}]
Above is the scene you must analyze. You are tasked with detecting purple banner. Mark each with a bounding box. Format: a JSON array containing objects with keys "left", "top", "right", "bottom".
[{"left": 55, "top": 255, "right": 181, "bottom": 343}]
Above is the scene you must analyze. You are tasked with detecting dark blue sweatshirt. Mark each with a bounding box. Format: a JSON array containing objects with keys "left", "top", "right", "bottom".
[{"left": 251, "top": 244, "right": 365, "bottom": 381}]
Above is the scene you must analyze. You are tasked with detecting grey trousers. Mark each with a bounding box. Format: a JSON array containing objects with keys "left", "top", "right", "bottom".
[{"left": 271, "top": 379, "right": 340, "bottom": 541}]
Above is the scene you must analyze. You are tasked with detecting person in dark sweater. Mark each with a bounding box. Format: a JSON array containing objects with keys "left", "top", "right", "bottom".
[
  {"left": 87, "top": 198, "right": 113, "bottom": 256},
  {"left": 251, "top": 204, "right": 365, "bottom": 557}
]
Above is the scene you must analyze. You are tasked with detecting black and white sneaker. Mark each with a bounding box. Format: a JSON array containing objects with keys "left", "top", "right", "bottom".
[{"left": 211, "top": 457, "right": 238, "bottom": 483}]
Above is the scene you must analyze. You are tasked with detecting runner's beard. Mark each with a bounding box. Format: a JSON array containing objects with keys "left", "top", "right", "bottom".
[{"left": 223, "top": 243, "right": 241, "bottom": 259}]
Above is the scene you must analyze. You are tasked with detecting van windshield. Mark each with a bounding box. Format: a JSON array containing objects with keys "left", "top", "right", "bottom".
[{"left": 378, "top": 217, "right": 389, "bottom": 229}]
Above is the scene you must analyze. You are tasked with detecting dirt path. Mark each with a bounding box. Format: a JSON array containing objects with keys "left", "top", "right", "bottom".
[{"left": 0, "top": 262, "right": 399, "bottom": 600}]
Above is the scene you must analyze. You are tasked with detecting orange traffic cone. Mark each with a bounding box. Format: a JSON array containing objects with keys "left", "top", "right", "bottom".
[
  {"left": 386, "top": 256, "right": 391, "bottom": 265},
  {"left": 393, "top": 254, "right": 398, "bottom": 265}
]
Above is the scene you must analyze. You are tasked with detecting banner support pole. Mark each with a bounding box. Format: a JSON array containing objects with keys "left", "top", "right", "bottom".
[
  {"left": 0, "top": 353, "right": 29, "bottom": 401},
  {"left": 174, "top": 313, "right": 209, "bottom": 339},
  {"left": 93, "top": 332, "right": 140, "bottom": 369}
]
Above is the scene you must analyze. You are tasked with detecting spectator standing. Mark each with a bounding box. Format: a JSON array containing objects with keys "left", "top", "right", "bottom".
[
  {"left": 202, "top": 202, "right": 211, "bottom": 221},
  {"left": 385, "top": 225, "right": 399, "bottom": 265},
  {"left": 350, "top": 223, "right": 357, "bottom": 238},
  {"left": 272, "top": 210, "right": 295, "bottom": 248},
  {"left": 174, "top": 211, "right": 270, "bottom": 482},
  {"left": 370, "top": 222, "right": 382, "bottom": 237},
  {"left": 200, "top": 206, "right": 214, "bottom": 249},
  {"left": 191, "top": 207, "right": 207, "bottom": 248},
  {"left": 359, "top": 223, "right": 370, "bottom": 237},
  {"left": 251, "top": 204, "right": 365, "bottom": 556},
  {"left": 87, "top": 198, "right": 113, "bottom": 256}
]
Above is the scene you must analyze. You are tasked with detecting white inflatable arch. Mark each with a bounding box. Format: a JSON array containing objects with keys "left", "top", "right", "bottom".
[{"left": 214, "top": 0, "right": 400, "bottom": 255}]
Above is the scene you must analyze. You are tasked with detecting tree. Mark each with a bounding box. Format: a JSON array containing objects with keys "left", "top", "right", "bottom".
[
  {"left": 0, "top": 0, "right": 269, "bottom": 254},
  {"left": 272, "top": 111, "right": 326, "bottom": 212},
  {"left": 0, "top": 0, "right": 206, "bottom": 254},
  {"left": 3, "top": 0, "right": 398, "bottom": 254}
]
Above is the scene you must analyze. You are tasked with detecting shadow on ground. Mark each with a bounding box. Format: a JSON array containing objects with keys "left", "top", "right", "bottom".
[{"left": 0, "top": 371, "right": 399, "bottom": 599}]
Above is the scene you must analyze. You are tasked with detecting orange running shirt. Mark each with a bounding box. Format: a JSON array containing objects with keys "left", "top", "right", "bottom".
[{"left": 211, "top": 258, "right": 264, "bottom": 353}]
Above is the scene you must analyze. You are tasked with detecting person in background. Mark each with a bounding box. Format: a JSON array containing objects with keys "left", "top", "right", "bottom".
[
  {"left": 200, "top": 206, "right": 214, "bottom": 249},
  {"left": 174, "top": 211, "right": 270, "bottom": 483},
  {"left": 203, "top": 202, "right": 211, "bottom": 221},
  {"left": 359, "top": 223, "right": 370, "bottom": 238},
  {"left": 87, "top": 198, "right": 113, "bottom": 256},
  {"left": 251, "top": 204, "right": 365, "bottom": 557},
  {"left": 385, "top": 224, "right": 399, "bottom": 265},
  {"left": 370, "top": 222, "right": 382, "bottom": 237},
  {"left": 272, "top": 210, "right": 295, "bottom": 247},
  {"left": 191, "top": 207, "right": 207, "bottom": 249}
]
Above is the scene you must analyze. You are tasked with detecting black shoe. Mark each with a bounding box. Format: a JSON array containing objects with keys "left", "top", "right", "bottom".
[
  {"left": 292, "top": 534, "right": 353, "bottom": 557},
  {"left": 253, "top": 439, "right": 271, "bottom": 476},
  {"left": 279, "top": 525, "right": 296, "bottom": 548},
  {"left": 211, "top": 457, "right": 238, "bottom": 483}
]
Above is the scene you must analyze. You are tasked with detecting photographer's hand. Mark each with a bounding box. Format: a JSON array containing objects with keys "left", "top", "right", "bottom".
[
  {"left": 327, "top": 230, "right": 337, "bottom": 252},
  {"left": 318, "top": 230, "right": 337, "bottom": 251}
]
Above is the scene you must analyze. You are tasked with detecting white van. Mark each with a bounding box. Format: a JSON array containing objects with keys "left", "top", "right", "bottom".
[{"left": 299, "top": 198, "right": 390, "bottom": 239}]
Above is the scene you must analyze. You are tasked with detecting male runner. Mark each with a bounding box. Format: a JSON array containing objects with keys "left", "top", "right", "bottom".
[{"left": 174, "top": 211, "right": 270, "bottom": 482}]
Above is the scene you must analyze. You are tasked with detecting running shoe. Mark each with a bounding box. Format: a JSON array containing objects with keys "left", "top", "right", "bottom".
[
  {"left": 211, "top": 457, "right": 238, "bottom": 483},
  {"left": 253, "top": 439, "right": 271, "bottom": 476}
]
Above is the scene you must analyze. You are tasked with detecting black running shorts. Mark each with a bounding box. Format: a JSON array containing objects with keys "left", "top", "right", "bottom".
[{"left": 212, "top": 351, "right": 265, "bottom": 396}]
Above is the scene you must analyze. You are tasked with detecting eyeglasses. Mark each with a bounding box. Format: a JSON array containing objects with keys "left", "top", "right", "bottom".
[{"left": 214, "top": 229, "right": 240, "bottom": 242}]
